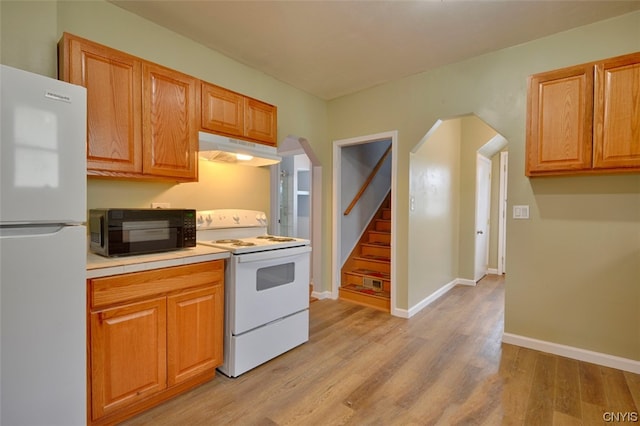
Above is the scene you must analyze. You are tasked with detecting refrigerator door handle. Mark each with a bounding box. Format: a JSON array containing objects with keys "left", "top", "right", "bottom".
[{"left": 0, "top": 225, "right": 68, "bottom": 238}]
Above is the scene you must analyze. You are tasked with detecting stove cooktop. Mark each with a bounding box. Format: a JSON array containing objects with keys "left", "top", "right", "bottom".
[
  {"left": 195, "top": 209, "right": 310, "bottom": 254},
  {"left": 197, "top": 235, "right": 310, "bottom": 254}
]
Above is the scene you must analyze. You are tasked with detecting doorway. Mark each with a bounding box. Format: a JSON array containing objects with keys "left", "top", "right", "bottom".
[
  {"left": 474, "top": 153, "right": 491, "bottom": 281},
  {"left": 409, "top": 115, "right": 507, "bottom": 300},
  {"left": 277, "top": 154, "right": 311, "bottom": 239},
  {"left": 271, "top": 135, "right": 322, "bottom": 296},
  {"left": 332, "top": 131, "right": 398, "bottom": 313}
]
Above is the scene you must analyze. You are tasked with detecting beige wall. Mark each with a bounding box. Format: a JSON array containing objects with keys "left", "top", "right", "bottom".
[
  {"left": 458, "top": 116, "right": 499, "bottom": 280},
  {"left": 409, "top": 119, "right": 461, "bottom": 303},
  {"left": 86, "top": 161, "right": 271, "bottom": 212},
  {"left": 0, "top": 1, "right": 58, "bottom": 77},
  {"left": 329, "top": 12, "right": 640, "bottom": 359},
  {"left": 488, "top": 152, "right": 504, "bottom": 271}
]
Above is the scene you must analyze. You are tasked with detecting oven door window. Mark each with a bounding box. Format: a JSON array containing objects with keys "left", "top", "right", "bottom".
[{"left": 256, "top": 263, "right": 295, "bottom": 291}]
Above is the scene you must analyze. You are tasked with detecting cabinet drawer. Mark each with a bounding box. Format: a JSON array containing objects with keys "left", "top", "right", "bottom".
[{"left": 89, "top": 260, "right": 223, "bottom": 309}]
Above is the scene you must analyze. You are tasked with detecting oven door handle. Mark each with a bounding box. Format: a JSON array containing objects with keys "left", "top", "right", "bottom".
[{"left": 237, "top": 245, "right": 311, "bottom": 263}]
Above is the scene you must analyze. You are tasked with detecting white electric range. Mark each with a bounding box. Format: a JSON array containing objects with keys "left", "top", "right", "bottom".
[{"left": 196, "top": 209, "right": 311, "bottom": 377}]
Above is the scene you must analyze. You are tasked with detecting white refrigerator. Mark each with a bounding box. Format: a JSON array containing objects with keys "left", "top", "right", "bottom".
[{"left": 0, "top": 65, "right": 87, "bottom": 425}]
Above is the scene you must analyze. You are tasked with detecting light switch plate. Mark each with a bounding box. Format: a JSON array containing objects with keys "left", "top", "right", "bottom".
[{"left": 513, "top": 205, "right": 529, "bottom": 219}]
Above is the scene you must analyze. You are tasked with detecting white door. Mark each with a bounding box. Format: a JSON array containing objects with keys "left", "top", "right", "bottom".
[
  {"left": 474, "top": 154, "right": 491, "bottom": 282},
  {"left": 0, "top": 65, "right": 86, "bottom": 225},
  {"left": 0, "top": 225, "right": 86, "bottom": 425}
]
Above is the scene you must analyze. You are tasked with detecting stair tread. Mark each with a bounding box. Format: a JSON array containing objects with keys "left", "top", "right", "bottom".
[
  {"left": 341, "top": 191, "right": 392, "bottom": 313},
  {"left": 345, "top": 269, "right": 390, "bottom": 279},
  {"left": 362, "top": 241, "right": 390, "bottom": 248},
  {"left": 355, "top": 254, "right": 391, "bottom": 262},
  {"left": 340, "top": 284, "right": 390, "bottom": 299}
]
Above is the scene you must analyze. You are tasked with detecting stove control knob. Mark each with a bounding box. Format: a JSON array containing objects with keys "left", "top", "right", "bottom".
[
  {"left": 197, "top": 215, "right": 204, "bottom": 225},
  {"left": 205, "top": 214, "right": 212, "bottom": 225},
  {"left": 260, "top": 213, "right": 267, "bottom": 223},
  {"left": 232, "top": 214, "right": 240, "bottom": 224}
]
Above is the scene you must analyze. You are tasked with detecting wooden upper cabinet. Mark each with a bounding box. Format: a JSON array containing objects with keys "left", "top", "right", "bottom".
[
  {"left": 526, "top": 64, "right": 594, "bottom": 175},
  {"left": 143, "top": 63, "right": 198, "bottom": 179},
  {"left": 201, "top": 81, "right": 277, "bottom": 146},
  {"left": 526, "top": 51, "right": 640, "bottom": 176},
  {"left": 245, "top": 97, "right": 277, "bottom": 145},
  {"left": 593, "top": 52, "right": 640, "bottom": 169},
  {"left": 59, "top": 33, "right": 198, "bottom": 181},
  {"left": 61, "top": 35, "right": 143, "bottom": 173},
  {"left": 201, "top": 82, "right": 244, "bottom": 136}
]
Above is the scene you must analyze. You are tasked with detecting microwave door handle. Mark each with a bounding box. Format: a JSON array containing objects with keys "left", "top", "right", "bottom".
[{"left": 236, "top": 245, "right": 311, "bottom": 263}]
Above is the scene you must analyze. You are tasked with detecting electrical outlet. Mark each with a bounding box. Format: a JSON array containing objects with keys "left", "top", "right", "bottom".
[{"left": 151, "top": 202, "right": 170, "bottom": 209}]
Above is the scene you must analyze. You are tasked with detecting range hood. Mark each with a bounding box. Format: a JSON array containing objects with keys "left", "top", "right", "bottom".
[{"left": 198, "top": 131, "right": 281, "bottom": 167}]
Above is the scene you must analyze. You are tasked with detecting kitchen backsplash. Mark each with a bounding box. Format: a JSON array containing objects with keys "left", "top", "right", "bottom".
[{"left": 87, "top": 159, "right": 272, "bottom": 215}]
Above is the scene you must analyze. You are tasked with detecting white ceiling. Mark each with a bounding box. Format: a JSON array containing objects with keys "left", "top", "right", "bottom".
[{"left": 110, "top": 1, "right": 640, "bottom": 100}]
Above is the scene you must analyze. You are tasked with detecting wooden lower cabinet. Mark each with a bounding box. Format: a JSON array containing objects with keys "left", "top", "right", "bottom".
[
  {"left": 90, "top": 298, "right": 167, "bottom": 420},
  {"left": 167, "top": 286, "right": 223, "bottom": 386},
  {"left": 87, "top": 260, "right": 224, "bottom": 425}
]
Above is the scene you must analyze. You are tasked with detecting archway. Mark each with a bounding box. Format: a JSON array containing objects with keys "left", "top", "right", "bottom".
[
  {"left": 271, "top": 135, "right": 323, "bottom": 295},
  {"left": 407, "top": 115, "right": 507, "bottom": 312},
  {"left": 332, "top": 131, "right": 398, "bottom": 314}
]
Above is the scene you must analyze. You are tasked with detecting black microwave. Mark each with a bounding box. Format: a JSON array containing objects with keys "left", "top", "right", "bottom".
[{"left": 89, "top": 208, "right": 197, "bottom": 257}]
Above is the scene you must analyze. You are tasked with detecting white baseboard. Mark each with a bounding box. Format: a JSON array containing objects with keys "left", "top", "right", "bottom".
[
  {"left": 502, "top": 332, "right": 640, "bottom": 374},
  {"left": 392, "top": 307, "right": 410, "bottom": 318},
  {"left": 334, "top": 277, "right": 480, "bottom": 319},
  {"left": 311, "top": 291, "right": 333, "bottom": 300},
  {"left": 456, "top": 278, "right": 476, "bottom": 286},
  {"left": 487, "top": 268, "right": 498, "bottom": 275},
  {"left": 399, "top": 278, "right": 458, "bottom": 318}
]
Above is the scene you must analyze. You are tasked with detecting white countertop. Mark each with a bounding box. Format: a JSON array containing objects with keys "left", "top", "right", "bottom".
[{"left": 87, "top": 244, "right": 230, "bottom": 279}]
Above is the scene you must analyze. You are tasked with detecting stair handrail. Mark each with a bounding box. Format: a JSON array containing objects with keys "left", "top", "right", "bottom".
[{"left": 343, "top": 144, "right": 392, "bottom": 216}]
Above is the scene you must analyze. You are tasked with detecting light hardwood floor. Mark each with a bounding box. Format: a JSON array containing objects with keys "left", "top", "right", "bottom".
[{"left": 122, "top": 275, "right": 639, "bottom": 425}]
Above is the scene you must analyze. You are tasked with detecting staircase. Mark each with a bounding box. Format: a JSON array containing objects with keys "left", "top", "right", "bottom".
[{"left": 339, "top": 193, "right": 391, "bottom": 312}]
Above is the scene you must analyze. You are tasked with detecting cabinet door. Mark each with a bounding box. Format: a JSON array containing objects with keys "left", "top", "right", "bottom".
[
  {"left": 142, "top": 63, "right": 198, "bottom": 180},
  {"left": 64, "top": 35, "right": 143, "bottom": 173},
  {"left": 201, "top": 82, "right": 245, "bottom": 137},
  {"left": 167, "top": 284, "right": 224, "bottom": 386},
  {"left": 90, "top": 297, "right": 167, "bottom": 420},
  {"left": 245, "top": 97, "right": 278, "bottom": 146},
  {"left": 526, "top": 64, "right": 594, "bottom": 175},
  {"left": 593, "top": 52, "right": 640, "bottom": 169}
]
